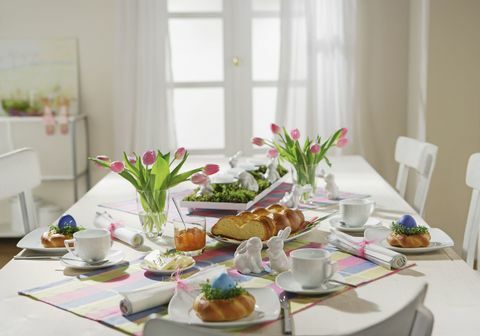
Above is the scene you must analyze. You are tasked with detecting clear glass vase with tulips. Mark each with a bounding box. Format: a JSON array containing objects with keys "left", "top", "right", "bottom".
[
  {"left": 89, "top": 148, "right": 219, "bottom": 239},
  {"left": 252, "top": 124, "right": 348, "bottom": 203}
]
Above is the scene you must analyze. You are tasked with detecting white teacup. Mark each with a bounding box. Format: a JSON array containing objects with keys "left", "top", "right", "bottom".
[
  {"left": 64, "top": 229, "right": 111, "bottom": 262},
  {"left": 291, "top": 248, "right": 335, "bottom": 289},
  {"left": 339, "top": 198, "right": 375, "bottom": 227}
]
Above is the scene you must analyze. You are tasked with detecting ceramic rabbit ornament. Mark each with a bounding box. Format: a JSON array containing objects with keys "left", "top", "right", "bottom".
[
  {"left": 264, "top": 158, "right": 280, "bottom": 183},
  {"left": 279, "top": 184, "right": 312, "bottom": 208},
  {"left": 266, "top": 227, "right": 292, "bottom": 274},
  {"left": 324, "top": 173, "right": 339, "bottom": 200},
  {"left": 238, "top": 171, "right": 259, "bottom": 192},
  {"left": 228, "top": 151, "right": 242, "bottom": 168},
  {"left": 234, "top": 237, "right": 264, "bottom": 274},
  {"left": 196, "top": 176, "right": 213, "bottom": 196}
]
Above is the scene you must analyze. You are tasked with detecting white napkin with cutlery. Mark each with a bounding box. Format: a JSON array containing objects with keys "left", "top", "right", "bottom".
[
  {"left": 329, "top": 227, "right": 407, "bottom": 269},
  {"left": 119, "top": 265, "right": 226, "bottom": 315},
  {"left": 94, "top": 211, "right": 144, "bottom": 247}
]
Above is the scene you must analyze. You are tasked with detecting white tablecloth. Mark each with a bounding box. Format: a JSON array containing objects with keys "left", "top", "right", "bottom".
[{"left": 1, "top": 156, "right": 480, "bottom": 336}]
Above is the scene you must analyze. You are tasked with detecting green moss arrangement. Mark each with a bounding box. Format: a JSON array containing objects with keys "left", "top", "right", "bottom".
[
  {"left": 200, "top": 282, "right": 246, "bottom": 300},
  {"left": 184, "top": 164, "right": 287, "bottom": 203},
  {"left": 391, "top": 222, "right": 429, "bottom": 236},
  {"left": 48, "top": 224, "right": 84, "bottom": 236}
]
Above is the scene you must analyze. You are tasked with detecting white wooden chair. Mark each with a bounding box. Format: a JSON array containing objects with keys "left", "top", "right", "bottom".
[
  {"left": 144, "top": 317, "right": 229, "bottom": 336},
  {"left": 462, "top": 153, "right": 480, "bottom": 268},
  {"left": 344, "top": 283, "right": 433, "bottom": 336},
  {"left": 0, "top": 148, "right": 41, "bottom": 234},
  {"left": 395, "top": 136, "right": 438, "bottom": 216}
]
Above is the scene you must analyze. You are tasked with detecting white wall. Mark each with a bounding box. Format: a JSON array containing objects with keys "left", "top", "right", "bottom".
[
  {"left": 0, "top": 0, "right": 115, "bottom": 215},
  {"left": 424, "top": 0, "right": 480, "bottom": 254}
]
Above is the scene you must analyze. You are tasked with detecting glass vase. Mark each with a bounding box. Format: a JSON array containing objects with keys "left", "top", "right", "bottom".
[
  {"left": 137, "top": 189, "right": 169, "bottom": 240},
  {"left": 291, "top": 164, "right": 318, "bottom": 203}
]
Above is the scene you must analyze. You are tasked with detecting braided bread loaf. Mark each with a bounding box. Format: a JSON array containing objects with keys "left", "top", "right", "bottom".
[
  {"left": 193, "top": 292, "right": 255, "bottom": 322},
  {"left": 211, "top": 204, "right": 306, "bottom": 241},
  {"left": 387, "top": 232, "right": 431, "bottom": 248}
]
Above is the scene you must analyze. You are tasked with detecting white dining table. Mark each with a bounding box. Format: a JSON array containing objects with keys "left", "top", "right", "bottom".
[{"left": 1, "top": 155, "right": 480, "bottom": 336}]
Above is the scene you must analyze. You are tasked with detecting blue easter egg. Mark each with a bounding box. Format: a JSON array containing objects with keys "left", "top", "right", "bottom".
[
  {"left": 397, "top": 215, "right": 417, "bottom": 228},
  {"left": 58, "top": 214, "right": 77, "bottom": 230},
  {"left": 211, "top": 273, "right": 235, "bottom": 291}
]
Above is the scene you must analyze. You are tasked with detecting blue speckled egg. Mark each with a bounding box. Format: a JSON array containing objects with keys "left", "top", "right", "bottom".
[
  {"left": 397, "top": 215, "right": 417, "bottom": 228},
  {"left": 58, "top": 214, "right": 77, "bottom": 230},
  {"left": 211, "top": 273, "right": 235, "bottom": 290}
]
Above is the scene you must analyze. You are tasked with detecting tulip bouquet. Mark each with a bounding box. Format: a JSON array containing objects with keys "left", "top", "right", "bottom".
[
  {"left": 252, "top": 124, "right": 348, "bottom": 202},
  {"left": 89, "top": 149, "right": 219, "bottom": 238}
]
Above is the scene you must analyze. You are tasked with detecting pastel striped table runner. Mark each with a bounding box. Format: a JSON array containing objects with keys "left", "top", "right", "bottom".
[{"left": 19, "top": 240, "right": 410, "bottom": 336}]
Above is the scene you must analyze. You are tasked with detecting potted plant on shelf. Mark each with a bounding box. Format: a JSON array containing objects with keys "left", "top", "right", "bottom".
[
  {"left": 252, "top": 124, "right": 348, "bottom": 202},
  {"left": 89, "top": 149, "right": 219, "bottom": 239}
]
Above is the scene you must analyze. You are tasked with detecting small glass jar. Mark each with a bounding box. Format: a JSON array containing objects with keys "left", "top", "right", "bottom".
[{"left": 173, "top": 217, "right": 206, "bottom": 256}]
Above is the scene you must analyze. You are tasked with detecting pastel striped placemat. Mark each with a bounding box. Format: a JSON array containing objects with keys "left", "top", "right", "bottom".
[{"left": 19, "top": 240, "right": 410, "bottom": 336}]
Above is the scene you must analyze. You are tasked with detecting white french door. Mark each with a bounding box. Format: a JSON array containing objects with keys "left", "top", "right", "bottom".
[{"left": 167, "top": 0, "right": 281, "bottom": 155}]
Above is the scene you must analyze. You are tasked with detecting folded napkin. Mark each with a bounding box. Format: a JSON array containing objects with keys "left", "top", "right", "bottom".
[
  {"left": 94, "top": 211, "right": 144, "bottom": 247},
  {"left": 329, "top": 227, "right": 407, "bottom": 269},
  {"left": 119, "top": 265, "right": 226, "bottom": 315}
]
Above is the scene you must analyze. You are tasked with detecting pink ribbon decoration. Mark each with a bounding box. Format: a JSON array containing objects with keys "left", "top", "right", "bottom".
[
  {"left": 108, "top": 221, "right": 124, "bottom": 239},
  {"left": 174, "top": 268, "right": 194, "bottom": 292},
  {"left": 354, "top": 239, "right": 374, "bottom": 258}
]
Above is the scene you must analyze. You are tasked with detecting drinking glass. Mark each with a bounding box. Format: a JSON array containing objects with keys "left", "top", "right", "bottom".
[{"left": 173, "top": 217, "right": 206, "bottom": 256}]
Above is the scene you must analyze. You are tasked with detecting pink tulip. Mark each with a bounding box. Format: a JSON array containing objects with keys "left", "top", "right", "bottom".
[
  {"left": 203, "top": 164, "right": 220, "bottom": 176},
  {"left": 174, "top": 147, "right": 186, "bottom": 160},
  {"left": 128, "top": 155, "right": 137, "bottom": 164},
  {"left": 110, "top": 161, "right": 125, "bottom": 173},
  {"left": 337, "top": 137, "right": 349, "bottom": 148},
  {"left": 267, "top": 148, "right": 279, "bottom": 158},
  {"left": 270, "top": 123, "right": 281, "bottom": 135},
  {"left": 290, "top": 128, "right": 300, "bottom": 140},
  {"left": 310, "top": 143, "right": 320, "bottom": 154},
  {"left": 191, "top": 172, "right": 208, "bottom": 185},
  {"left": 341, "top": 128, "right": 348, "bottom": 138},
  {"left": 251, "top": 137, "right": 265, "bottom": 146},
  {"left": 142, "top": 150, "right": 156, "bottom": 165}
]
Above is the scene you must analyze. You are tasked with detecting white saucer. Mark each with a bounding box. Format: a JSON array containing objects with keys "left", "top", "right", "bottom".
[
  {"left": 60, "top": 249, "right": 125, "bottom": 270},
  {"left": 330, "top": 216, "right": 382, "bottom": 233},
  {"left": 275, "top": 271, "right": 346, "bottom": 295}
]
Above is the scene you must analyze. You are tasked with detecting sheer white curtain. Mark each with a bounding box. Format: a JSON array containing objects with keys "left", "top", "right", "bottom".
[
  {"left": 113, "top": 0, "right": 176, "bottom": 156},
  {"left": 276, "top": 0, "right": 362, "bottom": 153}
]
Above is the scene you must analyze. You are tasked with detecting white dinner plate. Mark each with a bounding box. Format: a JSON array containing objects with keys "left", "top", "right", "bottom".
[
  {"left": 330, "top": 216, "right": 382, "bottom": 233},
  {"left": 140, "top": 250, "right": 196, "bottom": 275},
  {"left": 168, "top": 287, "right": 280, "bottom": 328},
  {"left": 276, "top": 271, "right": 346, "bottom": 295},
  {"left": 60, "top": 249, "right": 125, "bottom": 270},
  {"left": 380, "top": 228, "right": 454, "bottom": 254},
  {"left": 17, "top": 227, "right": 67, "bottom": 253}
]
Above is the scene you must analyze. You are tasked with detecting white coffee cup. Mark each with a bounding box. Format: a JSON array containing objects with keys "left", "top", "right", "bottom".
[
  {"left": 64, "top": 229, "right": 111, "bottom": 262},
  {"left": 291, "top": 248, "right": 335, "bottom": 289},
  {"left": 339, "top": 198, "right": 375, "bottom": 227}
]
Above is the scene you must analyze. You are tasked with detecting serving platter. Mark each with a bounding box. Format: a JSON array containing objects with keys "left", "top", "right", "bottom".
[
  {"left": 180, "top": 175, "right": 288, "bottom": 211},
  {"left": 207, "top": 213, "right": 334, "bottom": 246}
]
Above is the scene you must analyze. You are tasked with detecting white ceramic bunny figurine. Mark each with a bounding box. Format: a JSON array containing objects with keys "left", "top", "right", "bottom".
[
  {"left": 196, "top": 176, "right": 213, "bottom": 196},
  {"left": 266, "top": 227, "right": 292, "bottom": 274},
  {"left": 238, "top": 171, "right": 259, "bottom": 192},
  {"left": 228, "top": 151, "right": 242, "bottom": 168},
  {"left": 324, "top": 173, "right": 339, "bottom": 200},
  {"left": 279, "top": 184, "right": 310, "bottom": 209},
  {"left": 264, "top": 158, "right": 280, "bottom": 183},
  {"left": 234, "top": 237, "right": 264, "bottom": 274}
]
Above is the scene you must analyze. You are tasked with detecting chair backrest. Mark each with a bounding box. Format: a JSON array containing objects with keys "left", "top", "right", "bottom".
[
  {"left": 344, "top": 283, "right": 433, "bottom": 336},
  {"left": 144, "top": 317, "right": 230, "bottom": 336},
  {"left": 462, "top": 153, "right": 480, "bottom": 268},
  {"left": 395, "top": 136, "right": 438, "bottom": 216},
  {"left": 0, "top": 148, "right": 41, "bottom": 233}
]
